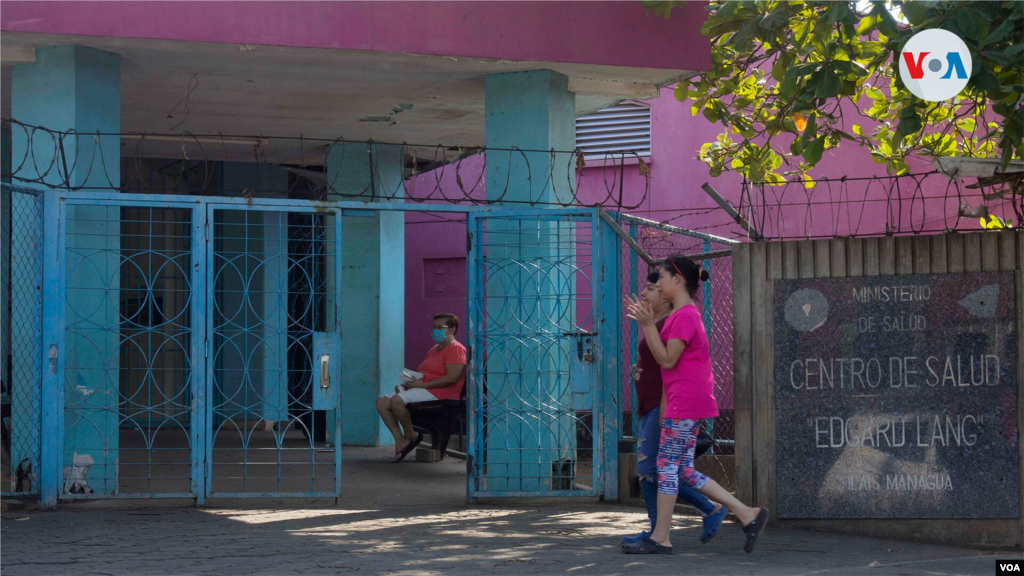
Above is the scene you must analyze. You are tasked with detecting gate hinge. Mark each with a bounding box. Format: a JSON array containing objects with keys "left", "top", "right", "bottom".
[
  {"left": 466, "top": 232, "right": 472, "bottom": 254},
  {"left": 204, "top": 338, "right": 208, "bottom": 359}
]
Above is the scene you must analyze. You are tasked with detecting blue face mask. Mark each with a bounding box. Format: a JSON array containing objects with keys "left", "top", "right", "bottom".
[{"left": 431, "top": 328, "right": 448, "bottom": 343}]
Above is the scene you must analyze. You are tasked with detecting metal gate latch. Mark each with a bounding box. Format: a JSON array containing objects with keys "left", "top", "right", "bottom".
[{"left": 320, "top": 354, "right": 331, "bottom": 389}]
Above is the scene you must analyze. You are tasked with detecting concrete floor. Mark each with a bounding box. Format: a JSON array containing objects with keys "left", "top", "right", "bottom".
[{"left": 1, "top": 446, "right": 1017, "bottom": 576}]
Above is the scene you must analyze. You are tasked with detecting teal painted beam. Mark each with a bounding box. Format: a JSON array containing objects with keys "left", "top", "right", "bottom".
[
  {"left": 13, "top": 45, "right": 121, "bottom": 500},
  {"left": 326, "top": 143, "right": 405, "bottom": 447}
]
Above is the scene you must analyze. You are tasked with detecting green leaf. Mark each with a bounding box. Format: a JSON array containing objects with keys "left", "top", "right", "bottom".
[
  {"left": 771, "top": 54, "right": 793, "bottom": 82},
  {"left": 856, "top": 13, "right": 879, "bottom": 36},
  {"left": 758, "top": 7, "right": 791, "bottom": 30},
  {"left": 675, "top": 83, "right": 688, "bottom": 102},
  {"left": 803, "top": 137, "right": 825, "bottom": 166},
  {"left": 833, "top": 60, "right": 869, "bottom": 78},
  {"left": 900, "top": 2, "right": 935, "bottom": 25},
  {"left": 824, "top": 2, "right": 849, "bottom": 26},
  {"left": 787, "top": 62, "right": 822, "bottom": 78},
  {"left": 852, "top": 124, "right": 863, "bottom": 136},
  {"left": 872, "top": 2, "right": 901, "bottom": 37},
  {"left": 957, "top": 118, "right": 977, "bottom": 133},
  {"left": 956, "top": 7, "right": 991, "bottom": 43},
  {"left": 815, "top": 70, "right": 844, "bottom": 99},
  {"left": 972, "top": 64, "right": 1003, "bottom": 95},
  {"left": 894, "top": 105, "right": 923, "bottom": 143},
  {"left": 979, "top": 17, "right": 1018, "bottom": 48},
  {"left": 780, "top": 73, "right": 799, "bottom": 100}
]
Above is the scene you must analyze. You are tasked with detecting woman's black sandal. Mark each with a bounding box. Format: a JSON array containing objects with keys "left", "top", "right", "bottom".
[
  {"left": 742, "top": 508, "right": 769, "bottom": 553},
  {"left": 392, "top": 433, "right": 423, "bottom": 463},
  {"left": 622, "top": 536, "right": 673, "bottom": 555}
]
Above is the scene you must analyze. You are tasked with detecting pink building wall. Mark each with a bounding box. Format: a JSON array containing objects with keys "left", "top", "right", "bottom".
[
  {"left": 1, "top": 1, "right": 710, "bottom": 72},
  {"left": 403, "top": 87, "right": 989, "bottom": 401}
]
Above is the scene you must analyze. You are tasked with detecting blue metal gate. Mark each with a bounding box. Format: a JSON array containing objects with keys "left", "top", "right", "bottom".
[
  {"left": 9, "top": 187, "right": 623, "bottom": 505},
  {"left": 466, "top": 208, "right": 620, "bottom": 499},
  {"left": 45, "top": 193, "right": 342, "bottom": 502},
  {"left": 207, "top": 203, "right": 341, "bottom": 498}
]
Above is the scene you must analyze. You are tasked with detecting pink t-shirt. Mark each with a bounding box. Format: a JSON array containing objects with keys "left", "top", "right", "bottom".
[{"left": 659, "top": 305, "right": 718, "bottom": 420}]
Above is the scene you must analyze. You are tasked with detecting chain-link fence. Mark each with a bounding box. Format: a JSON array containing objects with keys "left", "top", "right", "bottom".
[
  {"left": 1, "top": 184, "right": 43, "bottom": 496},
  {"left": 617, "top": 214, "right": 737, "bottom": 490}
]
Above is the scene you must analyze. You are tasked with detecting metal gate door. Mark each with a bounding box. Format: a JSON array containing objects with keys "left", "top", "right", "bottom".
[
  {"left": 58, "top": 197, "right": 200, "bottom": 499},
  {"left": 51, "top": 194, "right": 342, "bottom": 501},
  {"left": 206, "top": 203, "right": 341, "bottom": 498},
  {"left": 467, "top": 208, "right": 618, "bottom": 498}
]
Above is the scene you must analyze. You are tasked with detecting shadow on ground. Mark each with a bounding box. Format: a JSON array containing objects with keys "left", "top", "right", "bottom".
[{"left": 1, "top": 447, "right": 1013, "bottom": 576}]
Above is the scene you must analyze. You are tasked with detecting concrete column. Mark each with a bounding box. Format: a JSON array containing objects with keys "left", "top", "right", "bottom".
[
  {"left": 13, "top": 45, "right": 121, "bottom": 495},
  {"left": 485, "top": 70, "right": 576, "bottom": 205},
  {"left": 326, "top": 143, "right": 405, "bottom": 447},
  {"left": 484, "top": 70, "right": 579, "bottom": 492}
]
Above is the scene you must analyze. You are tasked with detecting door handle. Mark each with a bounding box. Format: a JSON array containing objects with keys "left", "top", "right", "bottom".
[{"left": 320, "top": 354, "right": 330, "bottom": 389}]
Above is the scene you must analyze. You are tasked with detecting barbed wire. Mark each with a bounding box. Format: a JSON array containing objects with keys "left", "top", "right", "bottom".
[
  {"left": 740, "top": 170, "right": 1023, "bottom": 240},
  {"left": 1, "top": 118, "right": 652, "bottom": 209}
]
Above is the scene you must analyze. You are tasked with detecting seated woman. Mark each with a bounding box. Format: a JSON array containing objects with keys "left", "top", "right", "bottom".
[{"left": 375, "top": 313, "right": 467, "bottom": 463}]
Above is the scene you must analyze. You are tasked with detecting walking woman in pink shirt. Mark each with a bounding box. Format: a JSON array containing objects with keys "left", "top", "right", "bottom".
[{"left": 622, "top": 255, "right": 767, "bottom": 555}]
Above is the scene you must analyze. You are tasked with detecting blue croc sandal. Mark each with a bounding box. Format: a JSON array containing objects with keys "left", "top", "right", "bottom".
[
  {"left": 701, "top": 505, "right": 728, "bottom": 544},
  {"left": 622, "top": 536, "right": 673, "bottom": 555},
  {"left": 620, "top": 530, "right": 650, "bottom": 545}
]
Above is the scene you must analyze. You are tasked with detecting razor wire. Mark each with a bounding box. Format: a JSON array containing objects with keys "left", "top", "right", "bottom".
[
  {"left": 2, "top": 118, "right": 651, "bottom": 210},
  {"left": 740, "top": 171, "right": 1023, "bottom": 241}
]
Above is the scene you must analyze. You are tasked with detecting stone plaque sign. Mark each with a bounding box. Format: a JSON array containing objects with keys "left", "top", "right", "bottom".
[{"left": 775, "top": 272, "right": 1018, "bottom": 518}]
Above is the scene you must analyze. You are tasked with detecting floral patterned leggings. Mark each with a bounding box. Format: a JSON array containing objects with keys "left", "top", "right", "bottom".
[{"left": 656, "top": 418, "right": 710, "bottom": 495}]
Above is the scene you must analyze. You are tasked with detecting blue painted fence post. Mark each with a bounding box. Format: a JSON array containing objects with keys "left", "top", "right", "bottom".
[
  {"left": 628, "top": 223, "right": 640, "bottom": 439},
  {"left": 39, "top": 192, "right": 64, "bottom": 508},
  {"left": 191, "top": 205, "right": 208, "bottom": 505},
  {"left": 596, "top": 210, "right": 623, "bottom": 500}
]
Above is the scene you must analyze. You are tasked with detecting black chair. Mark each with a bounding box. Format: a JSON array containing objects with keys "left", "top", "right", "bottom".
[{"left": 406, "top": 383, "right": 466, "bottom": 461}]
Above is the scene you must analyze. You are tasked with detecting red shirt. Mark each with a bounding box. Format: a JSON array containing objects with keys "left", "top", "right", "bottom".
[
  {"left": 635, "top": 318, "right": 667, "bottom": 416},
  {"left": 416, "top": 341, "right": 467, "bottom": 401}
]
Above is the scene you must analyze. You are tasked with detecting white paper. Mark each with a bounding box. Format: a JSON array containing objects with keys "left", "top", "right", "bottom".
[{"left": 401, "top": 368, "right": 424, "bottom": 382}]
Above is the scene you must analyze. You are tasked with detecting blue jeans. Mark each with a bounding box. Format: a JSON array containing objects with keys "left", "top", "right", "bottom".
[{"left": 637, "top": 408, "right": 714, "bottom": 530}]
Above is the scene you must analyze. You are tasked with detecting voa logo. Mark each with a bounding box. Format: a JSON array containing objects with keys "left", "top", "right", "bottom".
[
  {"left": 997, "top": 559, "right": 1023, "bottom": 573},
  {"left": 898, "top": 29, "right": 972, "bottom": 102}
]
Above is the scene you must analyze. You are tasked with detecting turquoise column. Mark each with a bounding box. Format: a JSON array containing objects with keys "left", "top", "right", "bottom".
[
  {"left": 484, "top": 70, "right": 578, "bottom": 492},
  {"left": 325, "top": 143, "right": 405, "bottom": 447},
  {"left": 13, "top": 45, "right": 121, "bottom": 496}
]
